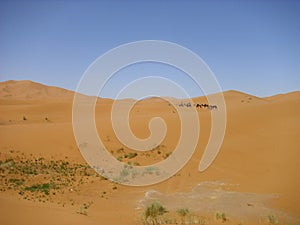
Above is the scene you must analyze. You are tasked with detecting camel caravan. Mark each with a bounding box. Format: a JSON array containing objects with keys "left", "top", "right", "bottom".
[
  {"left": 195, "top": 103, "right": 218, "bottom": 110},
  {"left": 177, "top": 102, "right": 218, "bottom": 110}
]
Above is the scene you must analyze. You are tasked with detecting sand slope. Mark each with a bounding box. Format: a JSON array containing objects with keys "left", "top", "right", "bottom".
[
  {"left": 0, "top": 80, "right": 299, "bottom": 224},
  {"left": 0, "top": 80, "right": 74, "bottom": 100}
]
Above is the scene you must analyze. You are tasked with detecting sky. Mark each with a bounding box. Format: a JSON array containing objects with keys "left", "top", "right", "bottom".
[{"left": 0, "top": 0, "right": 299, "bottom": 99}]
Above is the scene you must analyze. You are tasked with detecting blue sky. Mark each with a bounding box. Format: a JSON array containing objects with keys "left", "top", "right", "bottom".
[{"left": 0, "top": 0, "right": 299, "bottom": 98}]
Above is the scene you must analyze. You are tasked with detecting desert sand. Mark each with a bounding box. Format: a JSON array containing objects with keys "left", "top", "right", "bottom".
[{"left": 0, "top": 80, "right": 299, "bottom": 225}]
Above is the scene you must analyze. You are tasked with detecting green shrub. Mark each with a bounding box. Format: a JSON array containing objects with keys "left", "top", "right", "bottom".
[
  {"left": 24, "top": 182, "right": 56, "bottom": 195},
  {"left": 77, "top": 202, "right": 93, "bottom": 216},
  {"left": 216, "top": 212, "right": 227, "bottom": 222},
  {"left": 9, "top": 178, "right": 24, "bottom": 186},
  {"left": 177, "top": 208, "right": 189, "bottom": 217},
  {"left": 144, "top": 201, "right": 167, "bottom": 225}
]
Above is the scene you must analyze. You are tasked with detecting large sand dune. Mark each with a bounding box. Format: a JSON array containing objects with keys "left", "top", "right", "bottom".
[{"left": 0, "top": 80, "right": 299, "bottom": 225}]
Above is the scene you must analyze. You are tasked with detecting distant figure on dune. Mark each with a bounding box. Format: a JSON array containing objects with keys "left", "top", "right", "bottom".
[
  {"left": 178, "top": 102, "right": 217, "bottom": 110},
  {"left": 195, "top": 103, "right": 218, "bottom": 110}
]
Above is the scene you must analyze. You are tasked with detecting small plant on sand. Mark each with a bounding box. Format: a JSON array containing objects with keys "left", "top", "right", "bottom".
[
  {"left": 268, "top": 215, "right": 278, "bottom": 224},
  {"left": 144, "top": 201, "right": 167, "bottom": 225},
  {"left": 163, "top": 152, "right": 172, "bottom": 159},
  {"left": 133, "top": 161, "right": 140, "bottom": 166},
  {"left": 77, "top": 201, "right": 93, "bottom": 216},
  {"left": 24, "top": 182, "right": 57, "bottom": 195},
  {"left": 216, "top": 212, "right": 227, "bottom": 223},
  {"left": 139, "top": 207, "right": 205, "bottom": 225},
  {"left": 124, "top": 152, "right": 138, "bottom": 159},
  {"left": 23, "top": 116, "right": 27, "bottom": 121},
  {"left": 116, "top": 147, "right": 124, "bottom": 153},
  {"left": 8, "top": 178, "right": 24, "bottom": 187},
  {"left": 177, "top": 208, "right": 189, "bottom": 217},
  {"left": 177, "top": 208, "right": 190, "bottom": 225}
]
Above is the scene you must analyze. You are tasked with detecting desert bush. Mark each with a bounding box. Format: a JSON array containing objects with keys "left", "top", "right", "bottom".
[
  {"left": 216, "top": 212, "right": 227, "bottom": 222},
  {"left": 124, "top": 152, "right": 138, "bottom": 159},
  {"left": 144, "top": 201, "right": 167, "bottom": 225},
  {"left": 139, "top": 208, "right": 205, "bottom": 225},
  {"left": 77, "top": 201, "right": 93, "bottom": 216},
  {"left": 177, "top": 208, "right": 189, "bottom": 217},
  {"left": 24, "top": 182, "right": 56, "bottom": 195},
  {"left": 8, "top": 178, "right": 24, "bottom": 187},
  {"left": 163, "top": 152, "right": 172, "bottom": 159}
]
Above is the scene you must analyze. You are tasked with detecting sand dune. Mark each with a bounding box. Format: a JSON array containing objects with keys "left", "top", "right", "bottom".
[
  {"left": 0, "top": 80, "right": 299, "bottom": 225},
  {"left": 0, "top": 80, "right": 74, "bottom": 100}
]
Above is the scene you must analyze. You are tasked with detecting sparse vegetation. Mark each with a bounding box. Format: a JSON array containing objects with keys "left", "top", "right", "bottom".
[
  {"left": 177, "top": 208, "right": 189, "bottom": 217},
  {"left": 144, "top": 201, "right": 167, "bottom": 225},
  {"left": 139, "top": 203, "right": 205, "bottom": 225},
  {"left": 216, "top": 212, "right": 228, "bottom": 223},
  {"left": 124, "top": 152, "right": 138, "bottom": 159},
  {"left": 24, "top": 182, "right": 57, "bottom": 195},
  {"left": 0, "top": 151, "right": 104, "bottom": 212},
  {"left": 133, "top": 161, "right": 140, "bottom": 166},
  {"left": 0, "top": 151, "right": 286, "bottom": 225},
  {"left": 164, "top": 152, "right": 172, "bottom": 159},
  {"left": 77, "top": 201, "right": 93, "bottom": 216},
  {"left": 268, "top": 214, "right": 278, "bottom": 224}
]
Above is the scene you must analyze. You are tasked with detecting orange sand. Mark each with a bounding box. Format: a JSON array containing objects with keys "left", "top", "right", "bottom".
[{"left": 0, "top": 80, "right": 299, "bottom": 224}]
